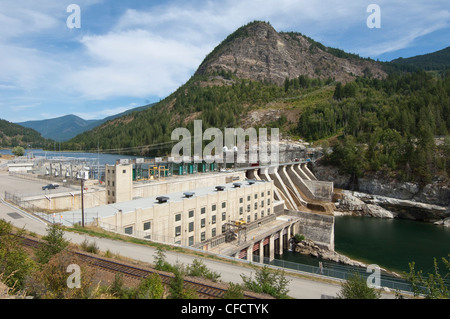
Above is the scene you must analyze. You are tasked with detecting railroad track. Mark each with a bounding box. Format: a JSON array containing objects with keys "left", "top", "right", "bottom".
[{"left": 21, "top": 237, "right": 265, "bottom": 299}]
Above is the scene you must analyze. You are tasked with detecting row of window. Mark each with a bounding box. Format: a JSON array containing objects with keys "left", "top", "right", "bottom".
[
  {"left": 174, "top": 207, "right": 271, "bottom": 238},
  {"left": 174, "top": 198, "right": 271, "bottom": 222}
]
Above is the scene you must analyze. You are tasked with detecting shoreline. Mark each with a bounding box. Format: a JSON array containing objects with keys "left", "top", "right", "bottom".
[
  {"left": 291, "top": 238, "right": 403, "bottom": 278},
  {"left": 334, "top": 189, "right": 450, "bottom": 226}
]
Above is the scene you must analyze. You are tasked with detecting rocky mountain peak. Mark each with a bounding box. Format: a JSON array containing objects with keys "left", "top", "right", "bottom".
[{"left": 196, "top": 21, "right": 386, "bottom": 85}]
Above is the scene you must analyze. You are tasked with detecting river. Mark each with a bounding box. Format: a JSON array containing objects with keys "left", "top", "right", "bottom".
[{"left": 277, "top": 215, "right": 450, "bottom": 277}]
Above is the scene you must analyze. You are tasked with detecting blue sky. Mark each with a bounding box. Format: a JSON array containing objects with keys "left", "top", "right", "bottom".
[{"left": 1, "top": 0, "right": 449, "bottom": 123}]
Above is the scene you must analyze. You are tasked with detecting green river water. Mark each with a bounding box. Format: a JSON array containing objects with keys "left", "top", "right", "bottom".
[{"left": 277, "top": 216, "right": 450, "bottom": 275}]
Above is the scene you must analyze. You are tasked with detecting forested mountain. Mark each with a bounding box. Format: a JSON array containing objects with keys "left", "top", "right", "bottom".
[
  {"left": 61, "top": 21, "right": 450, "bottom": 184},
  {"left": 18, "top": 103, "right": 155, "bottom": 142},
  {"left": 299, "top": 71, "right": 450, "bottom": 184},
  {"left": 62, "top": 21, "right": 387, "bottom": 153},
  {"left": 18, "top": 115, "right": 98, "bottom": 142},
  {"left": 0, "top": 119, "right": 52, "bottom": 148},
  {"left": 392, "top": 46, "right": 450, "bottom": 71}
]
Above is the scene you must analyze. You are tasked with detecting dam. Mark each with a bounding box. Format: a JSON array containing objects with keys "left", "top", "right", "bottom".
[{"left": 5, "top": 150, "right": 335, "bottom": 262}]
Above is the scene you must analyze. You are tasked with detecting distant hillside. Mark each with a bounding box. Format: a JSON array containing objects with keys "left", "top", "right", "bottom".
[
  {"left": 391, "top": 46, "right": 450, "bottom": 71},
  {"left": 18, "top": 103, "right": 155, "bottom": 141},
  {"left": 0, "top": 118, "right": 52, "bottom": 148},
  {"left": 18, "top": 114, "right": 98, "bottom": 142}
]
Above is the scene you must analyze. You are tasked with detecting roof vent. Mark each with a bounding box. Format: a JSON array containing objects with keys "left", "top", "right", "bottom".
[
  {"left": 184, "top": 192, "right": 195, "bottom": 198},
  {"left": 215, "top": 186, "right": 225, "bottom": 191},
  {"left": 156, "top": 196, "right": 169, "bottom": 203},
  {"left": 233, "top": 183, "right": 242, "bottom": 188},
  {"left": 248, "top": 180, "right": 255, "bottom": 185}
]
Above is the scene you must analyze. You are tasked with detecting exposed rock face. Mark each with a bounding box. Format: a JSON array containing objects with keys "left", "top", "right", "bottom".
[
  {"left": 196, "top": 21, "right": 387, "bottom": 85},
  {"left": 335, "top": 190, "right": 449, "bottom": 224},
  {"left": 294, "top": 239, "right": 368, "bottom": 268},
  {"left": 312, "top": 162, "right": 450, "bottom": 207},
  {"left": 335, "top": 191, "right": 397, "bottom": 219}
]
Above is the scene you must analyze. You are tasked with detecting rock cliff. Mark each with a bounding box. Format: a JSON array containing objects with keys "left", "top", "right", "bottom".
[
  {"left": 312, "top": 162, "right": 450, "bottom": 225},
  {"left": 196, "top": 21, "right": 386, "bottom": 85}
]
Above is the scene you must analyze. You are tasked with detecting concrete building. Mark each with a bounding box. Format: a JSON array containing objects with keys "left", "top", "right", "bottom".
[
  {"left": 105, "top": 163, "right": 133, "bottom": 204},
  {"left": 97, "top": 179, "right": 276, "bottom": 248}
]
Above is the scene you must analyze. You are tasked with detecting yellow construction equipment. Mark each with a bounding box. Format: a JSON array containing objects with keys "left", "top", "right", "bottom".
[{"left": 235, "top": 219, "right": 246, "bottom": 227}]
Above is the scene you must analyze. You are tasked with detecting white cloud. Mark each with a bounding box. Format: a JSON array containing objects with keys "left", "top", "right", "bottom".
[
  {"left": 66, "top": 29, "right": 211, "bottom": 99},
  {"left": 73, "top": 105, "right": 132, "bottom": 120}
]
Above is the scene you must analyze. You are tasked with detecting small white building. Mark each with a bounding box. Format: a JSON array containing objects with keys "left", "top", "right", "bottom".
[{"left": 7, "top": 162, "right": 34, "bottom": 173}]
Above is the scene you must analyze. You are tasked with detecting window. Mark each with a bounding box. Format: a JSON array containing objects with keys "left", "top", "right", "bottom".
[
  {"left": 261, "top": 192, "right": 264, "bottom": 197},
  {"left": 222, "top": 201, "right": 226, "bottom": 208},
  {"left": 222, "top": 212, "right": 226, "bottom": 221},
  {"left": 254, "top": 213, "right": 258, "bottom": 220},
  {"left": 212, "top": 215, "right": 216, "bottom": 224},
  {"left": 254, "top": 202, "right": 258, "bottom": 210},
  {"left": 247, "top": 195, "right": 250, "bottom": 201},
  {"left": 268, "top": 190, "right": 271, "bottom": 196},
  {"left": 254, "top": 193, "right": 258, "bottom": 199},
  {"left": 201, "top": 218, "right": 205, "bottom": 228},
  {"left": 201, "top": 207, "right": 206, "bottom": 214},
  {"left": 247, "top": 204, "right": 251, "bottom": 213},
  {"left": 239, "top": 197, "right": 243, "bottom": 203},
  {"left": 189, "top": 236, "right": 194, "bottom": 246},
  {"left": 212, "top": 204, "right": 217, "bottom": 211},
  {"left": 222, "top": 224, "right": 226, "bottom": 233},
  {"left": 201, "top": 232, "right": 206, "bottom": 241},
  {"left": 261, "top": 200, "right": 264, "bottom": 207},
  {"left": 212, "top": 228, "right": 216, "bottom": 237},
  {"left": 123, "top": 169, "right": 126, "bottom": 174},
  {"left": 267, "top": 199, "right": 270, "bottom": 205},
  {"left": 143, "top": 221, "right": 151, "bottom": 231},
  {"left": 247, "top": 215, "right": 251, "bottom": 223},
  {"left": 261, "top": 210, "right": 264, "bottom": 218},
  {"left": 175, "top": 226, "right": 181, "bottom": 237},
  {"left": 124, "top": 226, "right": 133, "bottom": 235},
  {"left": 175, "top": 214, "right": 181, "bottom": 222},
  {"left": 240, "top": 207, "right": 243, "bottom": 215},
  {"left": 189, "top": 210, "right": 194, "bottom": 218},
  {"left": 189, "top": 222, "right": 194, "bottom": 232}
]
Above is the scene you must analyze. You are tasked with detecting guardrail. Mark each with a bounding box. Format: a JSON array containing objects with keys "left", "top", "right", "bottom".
[{"left": 252, "top": 255, "right": 415, "bottom": 293}]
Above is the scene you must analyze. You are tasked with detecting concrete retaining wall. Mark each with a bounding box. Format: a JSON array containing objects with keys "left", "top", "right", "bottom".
[
  {"left": 303, "top": 180, "right": 334, "bottom": 202},
  {"left": 286, "top": 210, "right": 334, "bottom": 251}
]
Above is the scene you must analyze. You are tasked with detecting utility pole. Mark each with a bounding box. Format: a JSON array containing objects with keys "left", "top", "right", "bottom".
[{"left": 81, "top": 177, "right": 85, "bottom": 227}]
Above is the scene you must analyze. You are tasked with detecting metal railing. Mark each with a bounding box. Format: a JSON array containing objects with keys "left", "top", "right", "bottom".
[{"left": 251, "top": 254, "right": 415, "bottom": 293}]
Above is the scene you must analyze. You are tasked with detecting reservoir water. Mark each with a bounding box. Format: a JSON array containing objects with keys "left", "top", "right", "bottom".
[{"left": 0, "top": 149, "right": 144, "bottom": 166}]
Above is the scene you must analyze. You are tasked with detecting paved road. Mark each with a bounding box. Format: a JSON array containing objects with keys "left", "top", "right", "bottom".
[
  {"left": 0, "top": 198, "right": 344, "bottom": 299},
  {"left": 0, "top": 171, "right": 397, "bottom": 299}
]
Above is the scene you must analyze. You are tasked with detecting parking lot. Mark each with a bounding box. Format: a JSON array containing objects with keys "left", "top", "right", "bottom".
[{"left": 0, "top": 171, "right": 78, "bottom": 199}]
